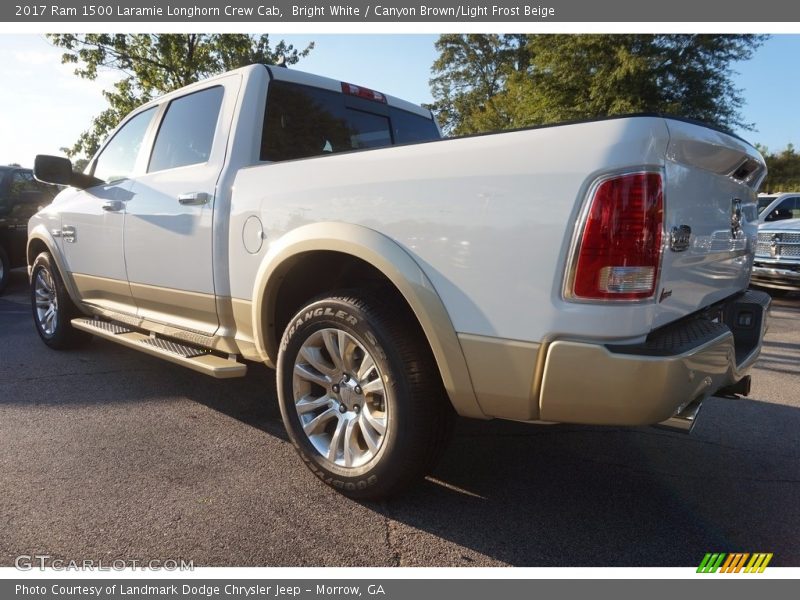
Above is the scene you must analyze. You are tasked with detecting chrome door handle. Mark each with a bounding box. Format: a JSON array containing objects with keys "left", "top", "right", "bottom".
[
  {"left": 178, "top": 192, "right": 210, "bottom": 206},
  {"left": 101, "top": 200, "right": 124, "bottom": 212}
]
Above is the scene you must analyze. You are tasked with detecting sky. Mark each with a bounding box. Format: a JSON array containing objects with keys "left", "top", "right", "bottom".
[{"left": 1, "top": 33, "right": 799, "bottom": 167}]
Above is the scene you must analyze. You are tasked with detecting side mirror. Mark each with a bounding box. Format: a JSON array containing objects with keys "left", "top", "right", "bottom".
[
  {"left": 34, "top": 155, "right": 72, "bottom": 186},
  {"left": 33, "top": 155, "right": 103, "bottom": 190}
]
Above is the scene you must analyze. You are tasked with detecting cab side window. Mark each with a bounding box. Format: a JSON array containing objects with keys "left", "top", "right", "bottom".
[
  {"left": 148, "top": 86, "right": 224, "bottom": 173},
  {"left": 93, "top": 107, "right": 156, "bottom": 184},
  {"left": 766, "top": 197, "right": 800, "bottom": 221}
]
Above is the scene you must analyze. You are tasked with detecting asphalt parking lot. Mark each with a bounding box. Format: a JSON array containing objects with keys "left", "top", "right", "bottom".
[{"left": 1, "top": 268, "right": 798, "bottom": 567}]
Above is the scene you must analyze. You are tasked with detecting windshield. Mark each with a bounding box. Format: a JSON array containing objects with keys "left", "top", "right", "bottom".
[{"left": 757, "top": 196, "right": 777, "bottom": 215}]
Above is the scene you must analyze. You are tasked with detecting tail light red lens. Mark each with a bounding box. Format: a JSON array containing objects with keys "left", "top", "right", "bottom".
[{"left": 570, "top": 172, "right": 664, "bottom": 300}]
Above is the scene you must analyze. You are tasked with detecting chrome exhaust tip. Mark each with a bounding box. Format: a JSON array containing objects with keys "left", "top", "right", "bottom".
[{"left": 656, "top": 398, "right": 703, "bottom": 434}]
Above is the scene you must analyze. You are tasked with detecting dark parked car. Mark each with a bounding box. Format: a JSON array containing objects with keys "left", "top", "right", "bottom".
[{"left": 0, "top": 166, "right": 58, "bottom": 293}]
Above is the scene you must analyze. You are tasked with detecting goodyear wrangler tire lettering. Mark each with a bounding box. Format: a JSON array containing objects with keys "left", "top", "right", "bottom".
[
  {"left": 282, "top": 309, "right": 360, "bottom": 350},
  {"left": 276, "top": 290, "right": 455, "bottom": 499}
]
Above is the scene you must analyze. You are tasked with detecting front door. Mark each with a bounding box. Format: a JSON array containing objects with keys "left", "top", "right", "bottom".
[{"left": 60, "top": 107, "right": 157, "bottom": 315}]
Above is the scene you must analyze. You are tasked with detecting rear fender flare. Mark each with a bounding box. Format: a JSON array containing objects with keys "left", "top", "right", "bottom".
[{"left": 251, "top": 222, "right": 483, "bottom": 418}]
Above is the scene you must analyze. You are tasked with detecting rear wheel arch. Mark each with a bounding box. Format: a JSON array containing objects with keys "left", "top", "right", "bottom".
[{"left": 251, "top": 223, "right": 483, "bottom": 419}]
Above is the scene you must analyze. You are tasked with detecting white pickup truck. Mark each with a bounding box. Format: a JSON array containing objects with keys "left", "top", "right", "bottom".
[{"left": 30, "top": 64, "right": 770, "bottom": 498}]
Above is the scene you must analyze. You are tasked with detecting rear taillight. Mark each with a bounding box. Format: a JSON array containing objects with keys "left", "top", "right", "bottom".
[{"left": 569, "top": 172, "right": 664, "bottom": 301}]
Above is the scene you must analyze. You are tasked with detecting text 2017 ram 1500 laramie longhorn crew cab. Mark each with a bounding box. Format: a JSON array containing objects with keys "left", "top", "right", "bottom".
[{"left": 30, "top": 64, "right": 770, "bottom": 498}]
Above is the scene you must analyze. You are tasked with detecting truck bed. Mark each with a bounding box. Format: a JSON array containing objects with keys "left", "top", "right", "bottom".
[{"left": 230, "top": 115, "right": 765, "bottom": 345}]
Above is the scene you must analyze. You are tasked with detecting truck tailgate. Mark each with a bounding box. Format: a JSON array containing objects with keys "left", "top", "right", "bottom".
[{"left": 653, "top": 119, "right": 766, "bottom": 329}]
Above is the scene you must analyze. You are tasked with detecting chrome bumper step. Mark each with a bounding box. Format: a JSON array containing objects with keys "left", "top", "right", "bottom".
[{"left": 71, "top": 318, "right": 247, "bottom": 379}]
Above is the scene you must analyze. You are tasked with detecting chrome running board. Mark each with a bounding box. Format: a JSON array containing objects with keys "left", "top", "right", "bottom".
[{"left": 71, "top": 317, "right": 247, "bottom": 379}]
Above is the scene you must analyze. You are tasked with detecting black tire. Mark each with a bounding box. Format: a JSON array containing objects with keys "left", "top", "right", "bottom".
[
  {"left": 277, "top": 290, "right": 455, "bottom": 500},
  {"left": 30, "top": 252, "right": 91, "bottom": 350},
  {"left": 0, "top": 245, "right": 9, "bottom": 295}
]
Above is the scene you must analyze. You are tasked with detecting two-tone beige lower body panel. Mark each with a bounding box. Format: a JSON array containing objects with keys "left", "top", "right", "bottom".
[
  {"left": 539, "top": 331, "right": 739, "bottom": 425},
  {"left": 70, "top": 273, "right": 248, "bottom": 357},
  {"left": 460, "top": 290, "right": 771, "bottom": 428}
]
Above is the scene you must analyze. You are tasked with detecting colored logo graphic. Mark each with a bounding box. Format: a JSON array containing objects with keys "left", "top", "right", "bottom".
[{"left": 697, "top": 553, "right": 773, "bottom": 573}]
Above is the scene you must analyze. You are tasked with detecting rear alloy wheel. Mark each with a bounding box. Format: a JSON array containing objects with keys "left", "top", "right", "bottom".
[
  {"left": 293, "top": 328, "right": 389, "bottom": 468},
  {"left": 30, "top": 252, "right": 91, "bottom": 349},
  {"left": 277, "top": 292, "right": 454, "bottom": 499}
]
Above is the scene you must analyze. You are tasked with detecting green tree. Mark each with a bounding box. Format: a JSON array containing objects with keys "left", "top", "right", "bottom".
[
  {"left": 757, "top": 144, "right": 800, "bottom": 192},
  {"left": 428, "top": 34, "right": 531, "bottom": 135},
  {"left": 431, "top": 34, "right": 765, "bottom": 136},
  {"left": 49, "top": 34, "right": 314, "bottom": 158}
]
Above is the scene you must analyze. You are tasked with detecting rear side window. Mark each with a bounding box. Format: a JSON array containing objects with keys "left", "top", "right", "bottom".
[
  {"left": 261, "top": 80, "right": 438, "bottom": 162},
  {"left": 149, "top": 86, "right": 224, "bottom": 173}
]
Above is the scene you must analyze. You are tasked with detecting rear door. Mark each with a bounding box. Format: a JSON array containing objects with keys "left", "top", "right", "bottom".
[{"left": 124, "top": 76, "right": 240, "bottom": 335}]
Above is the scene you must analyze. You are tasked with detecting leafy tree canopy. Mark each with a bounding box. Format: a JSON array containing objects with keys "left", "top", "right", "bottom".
[
  {"left": 430, "top": 34, "right": 765, "bottom": 136},
  {"left": 429, "top": 34, "right": 532, "bottom": 135},
  {"left": 757, "top": 144, "right": 800, "bottom": 193},
  {"left": 49, "top": 34, "right": 314, "bottom": 158}
]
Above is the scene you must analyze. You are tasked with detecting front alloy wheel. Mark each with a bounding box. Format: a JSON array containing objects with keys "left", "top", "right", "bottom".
[
  {"left": 30, "top": 252, "right": 91, "bottom": 349},
  {"left": 34, "top": 267, "right": 59, "bottom": 337}
]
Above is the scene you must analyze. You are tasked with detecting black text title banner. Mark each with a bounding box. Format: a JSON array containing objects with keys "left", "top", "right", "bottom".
[{"left": 5, "top": 0, "right": 800, "bottom": 22}]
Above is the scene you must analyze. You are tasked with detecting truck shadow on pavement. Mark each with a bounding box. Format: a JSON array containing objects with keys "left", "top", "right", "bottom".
[
  {"left": 147, "top": 355, "right": 800, "bottom": 567},
  {"left": 374, "top": 398, "right": 800, "bottom": 566}
]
